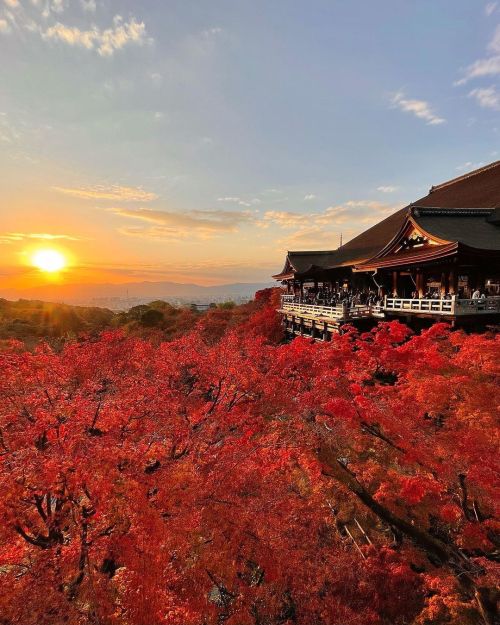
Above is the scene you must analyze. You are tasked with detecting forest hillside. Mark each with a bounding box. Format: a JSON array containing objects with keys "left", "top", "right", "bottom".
[{"left": 0, "top": 288, "right": 498, "bottom": 625}]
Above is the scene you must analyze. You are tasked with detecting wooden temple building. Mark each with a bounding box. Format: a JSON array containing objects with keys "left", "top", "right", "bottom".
[{"left": 273, "top": 161, "right": 500, "bottom": 338}]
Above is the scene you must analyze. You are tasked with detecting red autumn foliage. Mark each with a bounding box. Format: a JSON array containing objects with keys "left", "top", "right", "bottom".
[{"left": 0, "top": 291, "right": 498, "bottom": 624}]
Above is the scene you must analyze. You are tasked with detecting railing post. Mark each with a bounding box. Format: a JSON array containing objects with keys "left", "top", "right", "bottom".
[{"left": 451, "top": 294, "right": 456, "bottom": 315}]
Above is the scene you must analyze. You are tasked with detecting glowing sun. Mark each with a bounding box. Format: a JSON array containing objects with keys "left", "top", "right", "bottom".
[{"left": 31, "top": 249, "right": 67, "bottom": 273}]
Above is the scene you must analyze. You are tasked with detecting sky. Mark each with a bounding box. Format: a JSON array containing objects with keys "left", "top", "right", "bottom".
[{"left": 0, "top": 0, "right": 499, "bottom": 289}]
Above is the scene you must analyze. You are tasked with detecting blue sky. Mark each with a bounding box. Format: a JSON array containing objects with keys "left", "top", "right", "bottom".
[{"left": 0, "top": 0, "right": 499, "bottom": 286}]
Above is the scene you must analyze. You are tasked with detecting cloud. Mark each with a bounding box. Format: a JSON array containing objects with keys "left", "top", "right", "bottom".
[
  {"left": 262, "top": 200, "right": 401, "bottom": 250},
  {"left": 81, "top": 0, "right": 96, "bottom": 12},
  {"left": 377, "top": 185, "right": 398, "bottom": 193},
  {"left": 456, "top": 26, "right": 500, "bottom": 84},
  {"left": 3, "top": 0, "right": 19, "bottom": 7},
  {"left": 456, "top": 55, "right": 500, "bottom": 84},
  {"left": 53, "top": 184, "right": 158, "bottom": 202},
  {"left": 0, "top": 18, "right": 11, "bottom": 32},
  {"left": 41, "top": 15, "right": 150, "bottom": 56},
  {"left": 456, "top": 161, "right": 485, "bottom": 172},
  {"left": 50, "top": 0, "right": 66, "bottom": 14},
  {"left": 0, "top": 232, "right": 80, "bottom": 244},
  {"left": 304, "top": 193, "right": 317, "bottom": 200},
  {"left": 262, "top": 200, "right": 400, "bottom": 231},
  {"left": 202, "top": 26, "right": 223, "bottom": 37},
  {"left": 110, "top": 206, "right": 254, "bottom": 240},
  {"left": 469, "top": 85, "right": 500, "bottom": 110},
  {"left": 485, "top": 2, "right": 498, "bottom": 16},
  {"left": 217, "top": 196, "right": 261, "bottom": 207},
  {"left": 277, "top": 227, "right": 349, "bottom": 249},
  {"left": 391, "top": 92, "right": 446, "bottom": 125},
  {"left": 150, "top": 71, "right": 162, "bottom": 86},
  {"left": 489, "top": 24, "right": 500, "bottom": 52}
]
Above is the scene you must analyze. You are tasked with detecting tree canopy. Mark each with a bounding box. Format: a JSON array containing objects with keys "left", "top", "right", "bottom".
[{"left": 0, "top": 289, "right": 498, "bottom": 624}]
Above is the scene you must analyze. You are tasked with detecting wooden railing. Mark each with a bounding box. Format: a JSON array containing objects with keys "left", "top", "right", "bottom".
[
  {"left": 385, "top": 296, "right": 500, "bottom": 315},
  {"left": 281, "top": 296, "right": 500, "bottom": 319},
  {"left": 384, "top": 297, "right": 454, "bottom": 314},
  {"left": 280, "top": 299, "right": 373, "bottom": 321},
  {"left": 281, "top": 301, "right": 346, "bottom": 319}
]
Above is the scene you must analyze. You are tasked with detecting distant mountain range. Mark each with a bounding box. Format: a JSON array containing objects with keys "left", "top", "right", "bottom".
[{"left": 0, "top": 280, "right": 276, "bottom": 308}]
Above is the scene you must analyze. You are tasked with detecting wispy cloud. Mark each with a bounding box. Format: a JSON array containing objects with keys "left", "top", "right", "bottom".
[
  {"left": 53, "top": 184, "right": 158, "bottom": 202},
  {"left": 0, "top": 232, "right": 80, "bottom": 244},
  {"left": 277, "top": 226, "right": 349, "bottom": 249},
  {"left": 469, "top": 85, "right": 500, "bottom": 110},
  {"left": 263, "top": 199, "right": 401, "bottom": 250},
  {"left": 304, "top": 193, "right": 317, "bottom": 200},
  {"left": 377, "top": 185, "right": 398, "bottom": 193},
  {"left": 81, "top": 0, "right": 96, "bottom": 12},
  {"left": 42, "top": 15, "right": 149, "bottom": 56},
  {"left": 110, "top": 206, "right": 254, "bottom": 240},
  {"left": 0, "top": 2, "right": 151, "bottom": 57},
  {"left": 217, "top": 196, "right": 261, "bottom": 207},
  {"left": 262, "top": 200, "right": 400, "bottom": 230},
  {"left": 455, "top": 56, "right": 500, "bottom": 84},
  {"left": 391, "top": 91, "right": 446, "bottom": 125},
  {"left": 455, "top": 25, "right": 500, "bottom": 84},
  {"left": 456, "top": 161, "right": 485, "bottom": 172},
  {"left": 485, "top": 2, "right": 498, "bottom": 16}
]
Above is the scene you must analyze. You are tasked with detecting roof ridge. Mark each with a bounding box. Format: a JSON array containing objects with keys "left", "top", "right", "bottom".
[
  {"left": 430, "top": 160, "right": 500, "bottom": 193},
  {"left": 412, "top": 206, "right": 494, "bottom": 213},
  {"left": 288, "top": 250, "right": 337, "bottom": 255}
]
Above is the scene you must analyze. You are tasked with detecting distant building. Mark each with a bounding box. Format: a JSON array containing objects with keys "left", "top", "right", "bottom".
[{"left": 273, "top": 162, "right": 500, "bottom": 338}]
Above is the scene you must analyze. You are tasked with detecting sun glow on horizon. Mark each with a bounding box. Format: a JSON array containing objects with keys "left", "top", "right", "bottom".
[{"left": 31, "top": 249, "right": 68, "bottom": 273}]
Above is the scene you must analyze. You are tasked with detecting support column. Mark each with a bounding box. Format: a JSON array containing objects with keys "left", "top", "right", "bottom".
[
  {"left": 449, "top": 266, "right": 458, "bottom": 295},
  {"left": 392, "top": 271, "right": 399, "bottom": 297},
  {"left": 440, "top": 271, "right": 447, "bottom": 297},
  {"left": 416, "top": 269, "right": 424, "bottom": 298},
  {"left": 323, "top": 322, "right": 328, "bottom": 342}
]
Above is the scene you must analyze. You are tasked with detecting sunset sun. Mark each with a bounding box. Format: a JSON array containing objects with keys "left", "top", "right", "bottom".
[{"left": 31, "top": 249, "right": 67, "bottom": 273}]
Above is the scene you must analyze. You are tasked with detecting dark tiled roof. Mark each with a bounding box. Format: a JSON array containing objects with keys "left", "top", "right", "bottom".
[
  {"left": 413, "top": 208, "right": 500, "bottom": 251},
  {"left": 413, "top": 161, "right": 500, "bottom": 209}
]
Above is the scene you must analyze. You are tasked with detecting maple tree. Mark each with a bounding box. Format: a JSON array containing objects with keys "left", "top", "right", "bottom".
[{"left": 0, "top": 290, "right": 498, "bottom": 624}]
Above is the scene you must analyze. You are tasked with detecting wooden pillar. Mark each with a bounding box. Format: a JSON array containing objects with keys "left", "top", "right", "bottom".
[
  {"left": 416, "top": 269, "right": 424, "bottom": 298},
  {"left": 392, "top": 271, "right": 399, "bottom": 297},
  {"left": 440, "top": 271, "right": 447, "bottom": 297},
  {"left": 449, "top": 266, "right": 458, "bottom": 295}
]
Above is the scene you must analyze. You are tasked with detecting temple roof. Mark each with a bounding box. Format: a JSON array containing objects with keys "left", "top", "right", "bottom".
[
  {"left": 412, "top": 207, "right": 500, "bottom": 251},
  {"left": 413, "top": 161, "right": 500, "bottom": 209},
  {"left": 273, "top": 161, "right": 500, "bottom": 280}
]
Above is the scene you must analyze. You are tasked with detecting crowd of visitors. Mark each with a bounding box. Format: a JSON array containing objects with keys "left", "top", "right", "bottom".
[
  {"left": 288, "top": 288, "right": 383, "bottom": 308},
  {"left": 285, "top": 286, "right": 491, "bottom": 306}
]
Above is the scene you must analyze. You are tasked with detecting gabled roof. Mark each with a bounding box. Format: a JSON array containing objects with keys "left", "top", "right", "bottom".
[
  {"left": 273, "top": 161, "right": 500, "bottom": 280},
  {"left": 412, "top": 207, "right": 500, "bottom": 251},
  {"left": 414, "top": 161, "right": 500, "bottom": 209}
]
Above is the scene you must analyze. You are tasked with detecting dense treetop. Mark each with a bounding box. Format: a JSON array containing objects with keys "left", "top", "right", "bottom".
[{"left": 0, "top": 289, "right": 498, "bottom": 624}]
